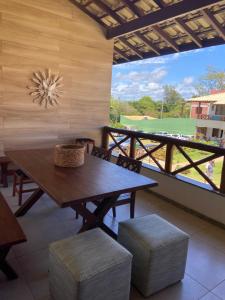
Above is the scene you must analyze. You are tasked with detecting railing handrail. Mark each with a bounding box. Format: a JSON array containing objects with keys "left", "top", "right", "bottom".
[
  {"left": 102, "top": 126, "right": 225, "bottom": 194},
  {"left": 103, "top": 126, "right": 225, "bottom": 155}
]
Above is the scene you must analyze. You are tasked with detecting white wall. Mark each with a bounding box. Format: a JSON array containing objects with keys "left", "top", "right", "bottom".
[{"left": 142, "top": 167, "right": 225, "bottom": 225}]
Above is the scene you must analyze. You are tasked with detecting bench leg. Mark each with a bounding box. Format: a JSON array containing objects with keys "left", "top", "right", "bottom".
[
  {"left": 1, "top": 162, "right": 9, "bottom": 188},
  {"left": 0, "top": 261, "right": 18, "bottom": 280},
  {"left": 12, "top": 172, "right": 17, "bottom": 196},
  {"left": 0, "top": 247, "right": 18, "bottom": 280},
  {"left": 130, "top": 192, "right": 136, "bottom": 219}
]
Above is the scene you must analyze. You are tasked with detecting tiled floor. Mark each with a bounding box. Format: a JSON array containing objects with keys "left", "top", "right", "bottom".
[{"left": 1, "top": 185, "right": 225, "bottom": 300}]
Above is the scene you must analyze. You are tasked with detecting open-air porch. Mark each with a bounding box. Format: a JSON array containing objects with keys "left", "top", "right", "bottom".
[
  {"left": 1, "top": 184, "right": 225, "bottom": 300},
  {"left": 1, "top": 0, "right": 225, "bottom": 300}
]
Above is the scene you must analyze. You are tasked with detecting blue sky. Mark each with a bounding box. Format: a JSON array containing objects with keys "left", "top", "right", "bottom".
[{"left": 111, "top": 44, "right": 225, "bottom": 101}]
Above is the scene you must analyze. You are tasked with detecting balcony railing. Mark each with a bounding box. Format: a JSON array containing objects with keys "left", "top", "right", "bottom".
[
  {"left": 197, "top": 114, "right": 225, "bottom": 121},
  {"left": 102, "top": 126, "right": 225, "bottom": 195}
]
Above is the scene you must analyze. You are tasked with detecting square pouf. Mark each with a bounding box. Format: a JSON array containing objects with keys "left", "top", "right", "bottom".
[
  {"left": 49, "top": 228, "right": 132, "bottom": 300},
  {"left": 118, "top": 214, "right": 189, "bottom": 297}
]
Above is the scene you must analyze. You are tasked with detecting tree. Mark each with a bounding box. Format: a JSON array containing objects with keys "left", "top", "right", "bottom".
[
  {"left": 110, "top": 97, "right": 139, "bottom": 125},
  {"left": 194, "top": 66, "right": 225, "bottom": 96},
  {"left": 163, "top": 85, "right": 183, "bottom": 105},
  {"left": 130, "top": 96, "right": 156, "bottom": 116},
  {"left": 161, "top": 85, "right": 186, "bottom": 118}
]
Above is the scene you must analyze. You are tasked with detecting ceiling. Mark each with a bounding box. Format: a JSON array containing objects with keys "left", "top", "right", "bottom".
[{"left": 72, "top": 0, "right": 225, "bottom": 64}]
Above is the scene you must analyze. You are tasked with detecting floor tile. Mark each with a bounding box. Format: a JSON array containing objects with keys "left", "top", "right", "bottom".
[
  {"left": 211, "top": 280, "right": 225, "bottom": 300},
  {"left": 157, "top": 206, "right": 209, "bottom": 235},
  {"left": 0, "top": 278, "right": 34, "bottom": 300},
  {"left": 130, "top": 275, "right": 208, "bottom": 300},
  {"left": 17, "top": 248, "right": 49, "bottom": 300},
  {"left": 194, "top": 225, "right": 225, "bottom": 254},
  {"left": 200, "top": 292, "right": 222, "bottom": 300},
  {"left": 186, "top": 237, "right": 225, "bottom": 290}
]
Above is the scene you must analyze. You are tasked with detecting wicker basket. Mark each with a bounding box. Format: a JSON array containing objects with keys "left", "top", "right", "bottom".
[{"left": 54, "top": 144, "right": 85, "bottom": 168}]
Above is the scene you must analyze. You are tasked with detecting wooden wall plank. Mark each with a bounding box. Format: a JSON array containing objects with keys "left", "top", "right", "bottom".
[{"left": 0, "top": 0, "right": 113, "bottom": 151}]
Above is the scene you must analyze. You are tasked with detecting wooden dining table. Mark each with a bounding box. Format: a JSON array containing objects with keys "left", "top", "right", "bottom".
[{"left": 6, "top": 148, "right": 158, "bottom": 238}]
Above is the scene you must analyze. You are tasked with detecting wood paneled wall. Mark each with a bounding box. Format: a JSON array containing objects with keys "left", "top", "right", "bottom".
[{"left": 0, "top": 0, "right": 114, "bottom": 153}]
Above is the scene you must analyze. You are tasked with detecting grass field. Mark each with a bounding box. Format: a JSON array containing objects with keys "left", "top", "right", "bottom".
[{"left": 120, "top": 116, "right": 196, "bottom": 135}]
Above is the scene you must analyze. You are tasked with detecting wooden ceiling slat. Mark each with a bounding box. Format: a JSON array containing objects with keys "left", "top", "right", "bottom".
[
  {"left": 71, "top": 0, "right": 225, "bottom": 64},
  {"left": 72, "top": 1, "right": 106, "bottom": 27},
  {"left": 119, "top": 36, "right": 144, "bottom": 58},
  {"left": 202, "top": 8, "right": 225, "bottom": 40},
  {"left": 175, "top": 18, "right": 203, "bottom": 47},
  {"left": 116, "top": 36, "right": 225, "bottom": 64},
  {"left": 114, "top": 46, "right": 130, "bottom": 61},
  {"left": 92, "top": 0, "right": 125, "bottom": 24},
  {"left": 106, "top": 0, "right": 225, "bottom": 39},
  {"left": 152, "top": 25, "right": 179, "bottom": 51},
  {"left": 135, "top": 32, "right": 160, "bottom": 55},
  {"left": 123, "top": 0, "right": 143, "bottom": 17}
]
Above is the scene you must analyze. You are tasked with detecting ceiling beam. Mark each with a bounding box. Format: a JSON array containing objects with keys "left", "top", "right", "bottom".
[
  {"left": 123, "top": 0, "right": 142, "bottom": 17},
  {"left": 106, "top": 0, "right": 224, "bottom": 39},
  {"left": 175, "top": 18, "right": 203, "bottom": 47},
  {"left": 119, "top": 36, "right": 143, "bottom": 58},
  {"left": 135, "top": 32, "right": 160, "bottom": 55},
  {"left": 201, "top": 8, "right": 225, "bottom": 40},
  {"left": 114, "top": 46, "right": 130, "bottom": 61},
  {"left": 152, "top": 25, "right": 179, "bottom": 52},
  {"left": 93, "top": 0, "right": 125, "bottom": 24},
  {"left": 154, "top": 0, "right": 166, "bottom": 9},
  {"left": 116, "top": 36, "right": 225, "bottom": 64}
]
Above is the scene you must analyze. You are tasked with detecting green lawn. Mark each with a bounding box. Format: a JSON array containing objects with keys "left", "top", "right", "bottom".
[{"left": 120, "top": 116, "right": 196, "bottom": 135}]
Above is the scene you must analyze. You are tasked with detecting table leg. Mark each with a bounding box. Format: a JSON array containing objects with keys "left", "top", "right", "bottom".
[
  {"left": 15, "top": 188, "right": 44, "bottom": 217},
  {"left": 0, "top": 247, "right": 18, "bottom": 280},
  {"left": 71, "top": 195, "right": 119, "bottom": 238}
]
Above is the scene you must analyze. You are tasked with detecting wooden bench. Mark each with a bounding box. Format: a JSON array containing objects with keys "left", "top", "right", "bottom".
[{"left": 0, "top": 192, "right": 26, "bottom": 280}]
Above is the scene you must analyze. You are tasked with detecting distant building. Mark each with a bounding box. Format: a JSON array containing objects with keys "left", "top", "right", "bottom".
[{"left": 188, "top": 90, "right": 225, "bottom": 141}]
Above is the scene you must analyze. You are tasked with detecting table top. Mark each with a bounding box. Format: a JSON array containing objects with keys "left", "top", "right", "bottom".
[{"left": 6, "top": 148, "right": 157, "bottom": 207}]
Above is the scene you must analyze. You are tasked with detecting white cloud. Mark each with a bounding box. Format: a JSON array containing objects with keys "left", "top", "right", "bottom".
[
  {"left": 183, "top": 76, "right": 194, "bottom": 85},
  {"left": 114, "top": 67, "right": 167, "bottom": 82},
  {"left": 113, "top": 83, "right": 128, "bottom": 92},
  {"left": 150, "top": 67, "right": 167, "bottom": 81},
  {"left": 112, "top": 71, "right": 197, "bottom": 100},
  {"left": 111, "top": 48, "right": 209, "bottom": 100},
  {"left": 111, "top": 66, "right": 168, "bottom": 100}
]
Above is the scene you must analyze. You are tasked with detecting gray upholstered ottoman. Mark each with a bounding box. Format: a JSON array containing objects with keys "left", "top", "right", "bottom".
[
  {"left": 49, "top": 228, "right": 132, "bottom": 300},
  {"left": 118, "top": 214, "right": 189, "bottom": 297}
]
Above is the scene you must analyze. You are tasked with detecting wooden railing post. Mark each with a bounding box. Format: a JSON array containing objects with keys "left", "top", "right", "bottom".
[
  {"left": 130, "top": 136, "right": 136, "bottom": 159},
  {"left": 102, "top": 127, "right": 109, "bottom": 149},
  {"left": 165, "top": 143, "right": 174, "bottom": 173},
  {"left": 220, "top": 156, "right": 225, "bottom": 193}
]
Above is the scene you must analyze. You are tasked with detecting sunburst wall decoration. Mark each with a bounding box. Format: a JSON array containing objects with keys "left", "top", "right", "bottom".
[{"left": 27, "top": 69, "right": 63, "bottom": 108}]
